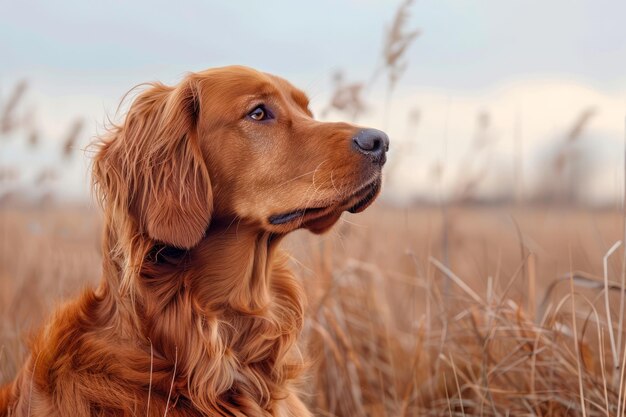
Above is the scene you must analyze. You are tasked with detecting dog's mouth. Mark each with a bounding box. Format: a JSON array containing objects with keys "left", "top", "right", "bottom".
[{"left": 268, "top": 176, "right": 382, "bottom": 228}]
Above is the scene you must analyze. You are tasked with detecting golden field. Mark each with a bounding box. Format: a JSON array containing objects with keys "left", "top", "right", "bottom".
[
  {"left": 2, "top": 0, "right": 625, "bottom": 414},
  {"left": 1, "top": 202, "right": 625, "bottom": 416}
]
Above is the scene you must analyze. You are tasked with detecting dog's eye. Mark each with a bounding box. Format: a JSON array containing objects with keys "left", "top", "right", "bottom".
[{"left": 248, "top": 105, "right": 273, "bottom": 121}]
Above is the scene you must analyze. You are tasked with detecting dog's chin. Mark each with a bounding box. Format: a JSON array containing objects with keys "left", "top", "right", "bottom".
[{"left": 267, "top": 176, "right": 382, "bottom": 234}]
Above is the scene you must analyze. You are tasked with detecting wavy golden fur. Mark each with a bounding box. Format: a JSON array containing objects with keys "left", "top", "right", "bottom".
[{"left": 0, "top": 66, "right": 388, "bottom": 416}]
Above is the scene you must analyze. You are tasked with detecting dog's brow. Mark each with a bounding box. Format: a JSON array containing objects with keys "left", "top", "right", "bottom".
[
  {"left": 290, "top": 90, "right": 310, "bottom": 110},
  {"left": 241, "top": 91, "right": 276, "bottom": 105}
]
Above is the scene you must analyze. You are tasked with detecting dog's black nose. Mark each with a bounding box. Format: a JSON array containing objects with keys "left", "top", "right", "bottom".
[{"left": 352, "top": 129, "right": 389, "bottom": 165}]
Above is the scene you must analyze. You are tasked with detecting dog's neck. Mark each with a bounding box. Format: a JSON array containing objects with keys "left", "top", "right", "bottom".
[
  {"left": 99, "top": 220, "right": 305, "bottom": 412},
  {"left": 189, "top": 223, "right": 283, "bottom": 313}
]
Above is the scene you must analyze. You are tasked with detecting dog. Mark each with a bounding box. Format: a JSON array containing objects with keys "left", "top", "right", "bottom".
[{"left": 0, "top": 66, "right": 388, "bottom": 416}]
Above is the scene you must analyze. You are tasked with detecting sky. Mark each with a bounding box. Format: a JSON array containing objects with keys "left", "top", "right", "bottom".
[{"left": 1, "top": 0, "right": 626, "bottom": 203}]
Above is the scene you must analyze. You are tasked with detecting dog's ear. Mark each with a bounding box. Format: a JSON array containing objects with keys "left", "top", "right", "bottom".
[{"left": 94, "top": 77, "right": 213, "bottom": 249}]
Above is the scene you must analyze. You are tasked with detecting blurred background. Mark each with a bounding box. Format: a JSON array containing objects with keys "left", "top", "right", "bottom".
[
  {"left": 2, "top": 0, "right": 626, "bottom": 205},
  {"left": 3, "top": 1, "right": 626, "bottom": 415}
]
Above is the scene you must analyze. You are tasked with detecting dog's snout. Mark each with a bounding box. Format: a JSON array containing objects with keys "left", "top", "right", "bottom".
[{"left": 352, "top": 129, "right": 389, "bottom": 164}]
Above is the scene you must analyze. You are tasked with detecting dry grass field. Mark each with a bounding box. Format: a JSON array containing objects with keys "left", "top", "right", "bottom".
[
  {"left": 2, "top": 202, "right": 626, "bottom": 416},
  {"left": 2, "top": 0, "right": 625, "bottom": 414}
]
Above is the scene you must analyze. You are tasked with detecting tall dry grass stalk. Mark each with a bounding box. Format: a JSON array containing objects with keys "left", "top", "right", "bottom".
[
  {"left": 535, "top": 108, "right": 597, "bottom": 204},
  {"left": 322, "top": 0, "right": 419, "bottom": 127},
  {"left": 62, "top": 118, "right": 84, "bottom": 159},
  {"left": 321, "top": 71, "right": 367, "bottom": 121},
  {"left": 378, "top": 0, "right": 420, "bottom": 95},
  {"left": 0, "top": 81, "right": 28, "bottom": 135},
  {"left": 454, "top": 111, "right": 497, "bottom": 203},
  {"left": 618, "top": 117, "right": 626, "bottom": 394},
  {"left": 378, "top": 0, "right": 420, "bottom": 130}
]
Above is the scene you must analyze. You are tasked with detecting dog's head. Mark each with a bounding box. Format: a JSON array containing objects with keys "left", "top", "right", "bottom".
[{"left": 94, "top": 66, "right": 389, "bottom": 249}]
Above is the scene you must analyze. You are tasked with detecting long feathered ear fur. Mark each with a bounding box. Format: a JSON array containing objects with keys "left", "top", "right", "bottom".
[{"left": 93, "top": 77, "right": 212, "bottom": 249}]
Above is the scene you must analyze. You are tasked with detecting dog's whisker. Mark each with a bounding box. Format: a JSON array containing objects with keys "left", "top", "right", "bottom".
[
  {"left": 294, "top": 177, "right": 334, "bottom": 225},
  {"left": 291, "top": 160, "right": 333, "bottom": 213},
  {"left": 272, "top": 168, "right": 323, "bottom": 189},
  {"left": 330, "top": 170, "right": 340, "bottom": 195}
]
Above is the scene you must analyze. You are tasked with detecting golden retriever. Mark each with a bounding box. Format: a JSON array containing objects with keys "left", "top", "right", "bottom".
[{"left": 0, "top": 66, "right": 388, "bottom": 417}]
